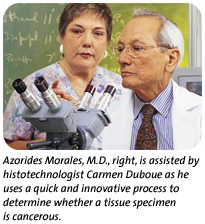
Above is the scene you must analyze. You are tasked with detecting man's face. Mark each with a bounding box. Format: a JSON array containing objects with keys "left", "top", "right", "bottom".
[{"left": 117, "top": 16, "right": 170, "bottom": 97}]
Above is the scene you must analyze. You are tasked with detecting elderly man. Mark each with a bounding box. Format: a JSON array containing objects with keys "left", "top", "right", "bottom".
[{"left": 103, "top": 9, "right": 201, "bottom": 150}]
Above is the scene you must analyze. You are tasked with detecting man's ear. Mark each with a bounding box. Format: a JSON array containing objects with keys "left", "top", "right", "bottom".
[{"left": 165, "top": 48, "right": 181, "bottom": 73}]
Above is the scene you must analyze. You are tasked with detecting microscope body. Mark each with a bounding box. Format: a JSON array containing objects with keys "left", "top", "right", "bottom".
[
  {"left": 12, "top": 76, "right": 115, "bottom": 150},
  {"left": 22, "top": 101, "right": 111, "bottom": 150}
]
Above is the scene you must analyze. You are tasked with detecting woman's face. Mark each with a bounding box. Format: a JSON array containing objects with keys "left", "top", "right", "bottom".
[{"left": 61, "top": 12, "right": 108, "bottom": 72}]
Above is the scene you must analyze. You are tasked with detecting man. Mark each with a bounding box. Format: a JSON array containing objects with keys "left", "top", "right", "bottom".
[{"left": 103, "top": 9, "right": 201, "bottom": 150}]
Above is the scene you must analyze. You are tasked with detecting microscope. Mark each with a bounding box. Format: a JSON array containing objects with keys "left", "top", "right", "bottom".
[{"left": 12, "top": 76, "right": 116, "bottom": 150}]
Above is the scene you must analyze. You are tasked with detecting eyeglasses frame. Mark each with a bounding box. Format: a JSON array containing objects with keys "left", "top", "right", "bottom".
[{"left": 111, "top": 44, "right": 168, "bottom": 58}]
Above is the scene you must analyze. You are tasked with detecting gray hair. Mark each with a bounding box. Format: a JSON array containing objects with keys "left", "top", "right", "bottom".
[{"left": 133, "top": 8, "right": 184, "bottom": 67}]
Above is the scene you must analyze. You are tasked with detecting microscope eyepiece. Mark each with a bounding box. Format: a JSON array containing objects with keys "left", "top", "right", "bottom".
[
  {"left": 12, "top": 78, "right": 27, "bottom": 94},
  {"left": 104, "top": 85, "right": 116, "bottom": 97},
  {"left": 34, "top": 76, "right": 49, "bottom": 92},
  {"left": 12, "top": 78, "right": 41, "bottom": 113},
  {"left": 34, "top": 76, "right": 61, "bottom": 111},
  {"left": 95, "top": 85, "right": 116, "bottom": 112},
  {"left": 77, "top": 84, "right": 96, "bottom": 108},
  {"left": 85, "top": 85, "right": 96, "bottom": 96}
]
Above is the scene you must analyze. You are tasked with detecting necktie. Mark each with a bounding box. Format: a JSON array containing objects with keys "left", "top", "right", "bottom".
[{"left": 135, "top": 104, "right": 157, "bottom": 150}]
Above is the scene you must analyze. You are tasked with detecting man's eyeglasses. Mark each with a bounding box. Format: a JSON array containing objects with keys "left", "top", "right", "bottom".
[{"left": 111, "top": 44, "right": 168, "bottom": 58}]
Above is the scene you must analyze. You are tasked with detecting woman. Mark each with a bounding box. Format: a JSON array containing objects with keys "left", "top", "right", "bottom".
[{"left": 3, "top": 3, "right": 127, "bottom": 150}]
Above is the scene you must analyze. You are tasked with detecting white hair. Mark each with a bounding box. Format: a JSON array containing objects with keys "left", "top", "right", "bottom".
[{"left": 133, "top": 8, "right": 184, "bottom": 67}]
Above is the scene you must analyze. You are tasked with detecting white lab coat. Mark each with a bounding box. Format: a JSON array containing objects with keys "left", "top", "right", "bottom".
[{"left": 103, "top": 79, "right": 202, "bottom": 150}]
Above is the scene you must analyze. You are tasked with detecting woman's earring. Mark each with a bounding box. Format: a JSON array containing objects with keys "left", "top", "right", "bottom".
[
  {"left": 103, "top": 50, "right": 108, "bottom": 59},
  {"left": 60, "top": 44, "right": 64, "bottom": 54}
]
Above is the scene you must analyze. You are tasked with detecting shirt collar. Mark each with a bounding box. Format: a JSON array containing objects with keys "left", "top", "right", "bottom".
[{"left": 133, "top": 79, "right": 173, "bottom": 118}]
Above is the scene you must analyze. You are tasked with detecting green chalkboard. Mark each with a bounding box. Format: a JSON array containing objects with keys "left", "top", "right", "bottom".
[{"left": 3, "top": 3, "right": 189, "bottom": 110}]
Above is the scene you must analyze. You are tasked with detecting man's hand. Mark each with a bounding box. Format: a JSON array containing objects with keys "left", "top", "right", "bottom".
[{"left": 52, "top": 78, "right": 77, "bottom": 107}]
